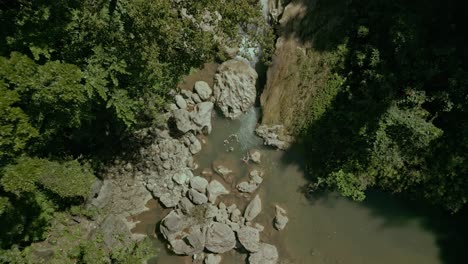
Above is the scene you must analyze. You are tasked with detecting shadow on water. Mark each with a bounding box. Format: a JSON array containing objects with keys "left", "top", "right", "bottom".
[{"left": 272, "top": 0, "right": 468, "bottom": 263}]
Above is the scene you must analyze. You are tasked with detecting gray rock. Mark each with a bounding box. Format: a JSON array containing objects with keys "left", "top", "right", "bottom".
[
  {"left": 274, "top": 205, "right": 289, "bottom": 231},
  {"left": 213, "top": 59, "right": 258, "bottom": 119},
  {"left": 175, "top": 95, "right": 188, "bottom": 109},
  {"left": 190, "top": 139, "right": 202, "bottom": 154},
  {"left": 190, "top": 176, "right": 209, "bottom": 193},
  {"left": 249, "top": 149, "right": 261, "bottom": 163},
  {"left": 237, "top": 181, "right": 259, "bottom": 193},
  {"left": 244, "top": 195, "right": 262, "bottom": 221},
  {"left": 192, "top": 93, "right": 203, "bottom": 104},
  {"left": 255, "top": 125, "right": 292, "bottom": 150},
  {"left": 180, "top": 89, "right": 193, "bottom": 99},
  {"left": 188, "top": 189, "right": 208, "bottom": 205},
  {"left": 178, "top": 197, "right": 195, "bottom": 214},
  {"left": 160, "top": 191, "right": 182, "bottom": 208},
  {"left": 173, "top": 109, "right": 193, "bottom": 133},
  {"left": 248, "top": 243, "right": 279, "bottom": 264},
  {"left": 250, "top": 170, "right": 263, "bottom": 185},
  {"left": 194, "top": 81, "right": 213, "bottom": 101},
  {"left": 205, "top": 204, "right": 219, "bottom": 219},
  {"left": 238, "top": 226, "right": 260, "bottom": 252},
  {"left": 99, "top": 215, "right": 132, "bottom": 250},
  {"left": 192, "top": 102, "right": 214, "bottom": 134},
  {"left": 160, "top": 211, "right": 183, "bottom": 239},
  {"left": 207, "top": 180, "right": 229, "bottom": 203},
  {"left": 205, "top": 253, "right": 222, "bottom": 264},
  {"left": 214, "top": 165, "right": 233, "bottom": 177},
  {"left": 230, "top": 208, "right": 242, "bottom": 223},
  {"left": 215, "top": 208, "right": 229, "bottom": 223},
  {"left": 205, "top": 222, "right": 236, "bottom": 253}
]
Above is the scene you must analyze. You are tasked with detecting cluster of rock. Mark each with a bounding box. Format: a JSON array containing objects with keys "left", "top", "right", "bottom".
[
  {"left": 237, "top": 170, "right": 264, "bottom": 193},
  {"left": 170, "top": 82, "right": 215, "bottom": 135},
  {"left": 160, "top": 192, "right": 278, "bottom": 264},
  {"left": 87, "top": 56, "right": 290, "bottom": 262},
  {"left": 255, "top": 124, "right": 292, "bottom": 150}
]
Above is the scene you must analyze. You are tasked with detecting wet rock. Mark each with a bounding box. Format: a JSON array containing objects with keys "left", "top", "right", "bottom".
[
  {"left": 244, "top": 195, "right": 262, "bottom": 221},
  {"left": 248, "top": 243, "right": 279, "bottom": 264},
  {"left": 213, "top": 59, "right": 258, "bottom": 119},
  {"left": 175, "top": 95, "right": 187, "bottom": 109},
  {"left": 255, "top": 125, "right": 292, "bottom": 150},
  {"left": 188, "top": 189, "right": 208, "bottom": 205},
  {"left": 249, "top": 149, "right": 262, "bottom": 163},
  {"left": 214, "top": 165, "right": 233, "bottom": 177},
  {"left": 207, "top": 180, "right": 229, "bottom": 203},
  {"left": 274, "top": 205, "right": 289, "bottom": 231},
  {"left": 250, "top": 170, "right": 264, "bottom": 185},
  {"left": 194, "top": 81, "right": 213, "bottom": 101},
  {"left": 205, "top": 253, "right": 222, "bottom": 264},
  {"left": 238, "top": 226, "right": 260, "bottom": 252},
  {"left": 205, "top": 222, "right": 236, "bottom": 253},
  {"left": 237, "top": 181, "right": 259, "bottom": 193},
  {"left": 190, "top": 176, "right": 209, "bottom": 193}
]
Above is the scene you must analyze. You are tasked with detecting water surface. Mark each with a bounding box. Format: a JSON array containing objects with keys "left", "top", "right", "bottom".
[{"left": 132, "top": 109, "right": 467, "bottom": 264}]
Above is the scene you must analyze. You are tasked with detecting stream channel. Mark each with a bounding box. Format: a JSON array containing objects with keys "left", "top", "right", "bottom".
[{"left": 129, "top": 64, "right": 468, "bottom": 264}]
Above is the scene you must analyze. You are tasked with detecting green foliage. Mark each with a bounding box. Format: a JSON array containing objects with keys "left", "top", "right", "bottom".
[
  {"left": 1, "top": 157, "right": 95, "bottom": 198},
  {"left": 300, "top": 0, "right": 468, "bottom": 211},
  {"left": 111, "top": 238, "right": 155, "bottom": 264},
  {"left": 0, "top": 83, "right": 38, "bottom": 163}
]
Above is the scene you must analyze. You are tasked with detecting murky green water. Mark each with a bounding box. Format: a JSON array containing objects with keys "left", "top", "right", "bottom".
[{"left": 132, "top": 109, "right": 467, "bottom": 264}]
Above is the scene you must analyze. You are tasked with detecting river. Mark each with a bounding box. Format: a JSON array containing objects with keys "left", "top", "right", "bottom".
[{"left": 131, "top": 96, "right": 467, "bottom": 263}]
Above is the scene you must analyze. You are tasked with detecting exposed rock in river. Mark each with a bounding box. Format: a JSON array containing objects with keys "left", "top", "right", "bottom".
[
  {"left": 214, "top": 59, "right": 258, "bottom": 119},
  {"left": 205, "top": 222, "right": 237, "bottom": 253},
  {"left": 244, "top": 194, "right": 262, "bottom": 221},
  {"left": 248, "top": 243, "right": 279, "bottom": 264},
  {"left": 238, "top": 226, "right": 261, "bottom": 252},
  {"left": 274, "top": 205, "right": 289, "bottom": 231},
  {"left": 255, "top": 124, "right": 292, "bottom": 150}
]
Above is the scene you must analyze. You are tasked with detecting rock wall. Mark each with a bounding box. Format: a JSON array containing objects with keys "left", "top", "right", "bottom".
[{"left": 260, "top": 1, "right": 310, "bottom": 133}]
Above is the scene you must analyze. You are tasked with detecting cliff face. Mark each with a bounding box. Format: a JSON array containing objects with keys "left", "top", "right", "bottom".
[{"left": 260, "top": 0, "right": 340, "bottom": 135}]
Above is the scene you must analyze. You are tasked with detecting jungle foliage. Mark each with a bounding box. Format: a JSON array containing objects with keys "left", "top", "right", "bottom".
[
  {"left": 299, "top": 0, "right": 468, "bottom": 212},
  {"left": 0, "top": 0, "right": 270, "bottom": 262}
]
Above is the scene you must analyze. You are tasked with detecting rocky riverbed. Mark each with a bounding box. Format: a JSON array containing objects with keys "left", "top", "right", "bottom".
[{"left": 87, "top": 58, "right": 288, "bottom": 264}]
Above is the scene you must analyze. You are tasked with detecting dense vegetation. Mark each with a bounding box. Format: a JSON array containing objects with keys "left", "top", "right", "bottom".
[
  {"left": 298, "top": 0, "right": 468, "bottom": 212},
  {"left": 0, "top": 0, "right": 270, "bottom": 262}
]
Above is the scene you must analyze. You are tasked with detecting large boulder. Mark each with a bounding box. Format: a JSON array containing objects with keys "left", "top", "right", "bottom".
[
  {"left": 205, "top": 222, "right": 236, "bottom": 253},
  {"left": 194, "top": 81, "right": 213, "bottom": 101},
  {"left": 244, "top": 194, "right": 262, "bottom": 221},
  {"left": 238, "top": 226, "right": 260, "bottom": 252},
  {"left": 248, "top": 243, "right": 279, "bottom": 264},
  {"left": 213, "top": 59, "right": 258, "bottom": 119}
]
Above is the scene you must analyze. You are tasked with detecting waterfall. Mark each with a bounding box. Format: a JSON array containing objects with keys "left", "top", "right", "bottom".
[
  {"left": 236, "top": 0, "right": 270, "bottom": 68},
  {"left": 236, "top": 107, "right": 262, "bottom": 150}
]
